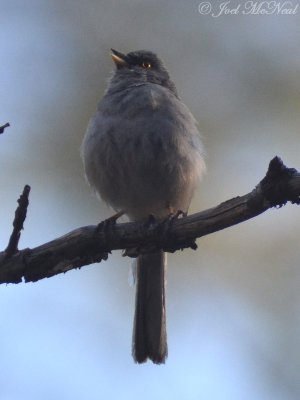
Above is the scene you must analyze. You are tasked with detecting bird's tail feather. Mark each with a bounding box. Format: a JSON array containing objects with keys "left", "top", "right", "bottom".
[{"left": 132, "top": 251, "right": 167, "bottom": 364}]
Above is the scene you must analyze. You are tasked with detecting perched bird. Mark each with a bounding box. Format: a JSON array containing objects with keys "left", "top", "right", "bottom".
[{"left": 81, "top": 49, "right": 205, "bottom": 364}]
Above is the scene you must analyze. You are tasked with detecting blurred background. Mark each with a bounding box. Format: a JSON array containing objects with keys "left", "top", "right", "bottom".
[{"left": 1, "top": 1, "right": 300, "bottom": 399}]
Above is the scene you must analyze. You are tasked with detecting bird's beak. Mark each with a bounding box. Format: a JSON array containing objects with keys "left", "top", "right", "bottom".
[{"left": 111, "top": 49, "right": 128, "bottom": 68}]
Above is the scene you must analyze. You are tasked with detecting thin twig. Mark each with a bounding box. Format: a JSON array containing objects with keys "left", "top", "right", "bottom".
[
  {"left": 4, "top": 185, "right": 31, "bottom": 258},
  {"left": 0, "top": 123, "right": 10, "bottom": 134}
]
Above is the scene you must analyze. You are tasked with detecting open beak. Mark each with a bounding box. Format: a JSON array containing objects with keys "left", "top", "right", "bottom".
[{"left": 111, "top": 49, "right": 128, "bottom": 68}]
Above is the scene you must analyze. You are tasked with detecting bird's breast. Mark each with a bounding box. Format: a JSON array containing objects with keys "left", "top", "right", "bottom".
[{"left": 82, "top": 84, "right": 205, "bottom": 219}]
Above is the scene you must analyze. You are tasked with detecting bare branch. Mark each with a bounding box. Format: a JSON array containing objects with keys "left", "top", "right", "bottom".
[
  {"left": 5, "top": 185, "right": 31, "bottom": 258},
  {"left": 0, "top": 122, "right": 10, "bottom": 134},
  {"left": 0, "top": 156, "right": 299, "bottom": 285}
]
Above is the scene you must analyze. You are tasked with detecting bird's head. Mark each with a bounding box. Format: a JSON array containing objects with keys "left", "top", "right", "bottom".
[{"left": 109, "top": 49, "right": 178, "bottom": 95}]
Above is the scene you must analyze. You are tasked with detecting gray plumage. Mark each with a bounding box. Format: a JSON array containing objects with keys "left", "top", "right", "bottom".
[{"left": 81, "top": 49, "right": 205, "bottom": 364}]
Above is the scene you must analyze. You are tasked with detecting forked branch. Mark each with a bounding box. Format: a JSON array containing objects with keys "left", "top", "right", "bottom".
[{"left": 0, "top": 156, "right": 299, "bottom": 284}]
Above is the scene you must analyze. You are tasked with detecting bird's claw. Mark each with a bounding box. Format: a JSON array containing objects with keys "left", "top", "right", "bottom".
[
  {"left": 96, "top": 210, "right": 124, "bottom": 233},
  {"left": 96, "top": 210, "right": 124, "bottom": 250},
  {"left": 155, "top": 209, "right": 185, "bottom": 246}
]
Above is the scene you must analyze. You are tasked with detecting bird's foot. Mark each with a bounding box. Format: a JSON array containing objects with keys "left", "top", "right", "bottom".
[
  {"left": 159, "top": 210, "right": 197, "bottom": 253},
  {"left": 156, "top": 210, "right": 185, "bottom": 248},
  {"left": 161, "top": 209, "right": 186, "bottom": 232},
  {"left": 123, "top": 214, "right": 157, "bottom": 258},
  {"left": 96, "top": 210, "right": 124, "bottom": 233}
]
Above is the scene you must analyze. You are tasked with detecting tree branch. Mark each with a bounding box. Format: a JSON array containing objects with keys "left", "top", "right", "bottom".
[
  {"left": 0, "top": 122, "right": 10, "bottom": 134},
  {"left": 0, "top": 156, "right": 299, "bottom": 285},
  {"left": 5, "top": 185, "right": 31, "bottom": 257}
]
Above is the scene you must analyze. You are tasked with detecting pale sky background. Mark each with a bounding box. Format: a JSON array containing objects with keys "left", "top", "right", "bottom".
[{"left": 1, "top": 1, "right": 300, "bottom": 399}]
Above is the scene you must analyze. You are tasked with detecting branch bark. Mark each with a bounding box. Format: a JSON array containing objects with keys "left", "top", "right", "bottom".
[{"left": 0, "top": 156, "right": 299, "bottom": 284}]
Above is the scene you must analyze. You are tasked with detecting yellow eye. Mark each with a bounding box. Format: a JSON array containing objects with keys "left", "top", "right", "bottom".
[{"left": 141, "top": 61, "right": 152, "bottom": 69}]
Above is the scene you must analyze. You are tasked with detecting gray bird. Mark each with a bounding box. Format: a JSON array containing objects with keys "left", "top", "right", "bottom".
[{"left": 81, "top": 49, "right": 205, "bottom": 364}]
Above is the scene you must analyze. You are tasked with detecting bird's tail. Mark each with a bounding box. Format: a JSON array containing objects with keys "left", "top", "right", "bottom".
[{"left": 132, "top": 251, "right": 167, "bottom": 364}]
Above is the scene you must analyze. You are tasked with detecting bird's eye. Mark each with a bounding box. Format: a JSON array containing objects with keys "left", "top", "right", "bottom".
[{"left": 141, "top": 62, "right": 152, "bottom": 69}]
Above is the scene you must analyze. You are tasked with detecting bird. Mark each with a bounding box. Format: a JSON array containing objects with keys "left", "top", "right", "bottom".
[{"left": 81, "top": 48, "right": 205, "bottom": 364}]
